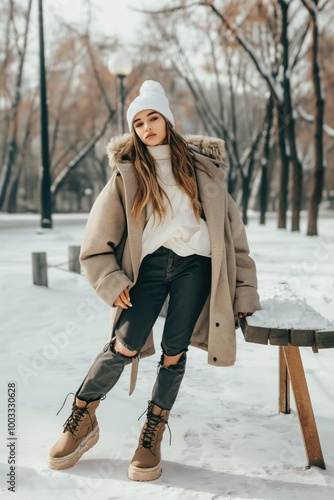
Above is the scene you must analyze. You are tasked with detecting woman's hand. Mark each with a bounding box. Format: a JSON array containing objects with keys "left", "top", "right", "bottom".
[{"left": 113, "top": 287, "right": 132, "bottom": 309}]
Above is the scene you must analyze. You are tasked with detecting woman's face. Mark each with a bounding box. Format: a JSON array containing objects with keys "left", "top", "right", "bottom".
[{"left": 133, "top": 109, "right": 167, "bottom": 146}]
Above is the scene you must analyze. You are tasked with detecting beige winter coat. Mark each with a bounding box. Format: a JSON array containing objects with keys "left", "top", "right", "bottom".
[{"left": 80, "top": 134, "right": 261, "bottom": 386}]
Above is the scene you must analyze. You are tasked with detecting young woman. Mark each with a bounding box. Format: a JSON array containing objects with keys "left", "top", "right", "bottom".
[{"left": 48, "top": 80, "right": 261, "bottom": 481}]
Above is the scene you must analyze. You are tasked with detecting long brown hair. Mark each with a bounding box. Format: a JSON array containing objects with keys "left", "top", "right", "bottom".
[{"left": 124, "top": 118, "right": 202, "bottom": 224}]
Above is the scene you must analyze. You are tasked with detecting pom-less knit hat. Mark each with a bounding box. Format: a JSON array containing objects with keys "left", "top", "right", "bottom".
[{"left": 126, "top": 80, "right": 175, "bottom": 132}]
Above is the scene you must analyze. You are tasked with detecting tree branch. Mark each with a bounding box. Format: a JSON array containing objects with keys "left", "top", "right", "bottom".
[{"left": 50, "top": 113, "right": 113, "bottom": 196}]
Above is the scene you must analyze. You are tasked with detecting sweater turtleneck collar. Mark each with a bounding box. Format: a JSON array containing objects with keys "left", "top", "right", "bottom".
[{"left": 147, "top": 144, "right": 171, "bottom": 161}]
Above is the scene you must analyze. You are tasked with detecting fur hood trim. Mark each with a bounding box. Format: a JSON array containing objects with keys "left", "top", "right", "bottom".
[{"left": 106, "top": 134, "right": 228, "bottom": 171}]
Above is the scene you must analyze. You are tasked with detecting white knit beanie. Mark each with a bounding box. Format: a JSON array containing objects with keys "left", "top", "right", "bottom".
[{"left": 126, "top": 80, "right": 175, "bottom": 132}]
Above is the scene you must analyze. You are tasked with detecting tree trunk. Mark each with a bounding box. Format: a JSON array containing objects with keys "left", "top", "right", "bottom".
[
  {"left": 204, "top": 2, "right": 287, "bottom": 226},
  {"left": 259, "top": 163, "right": 268, "bottom": 225},
  {"left": 242, "top": 175, "right": 249, "bottom": 225},
  {"left": 7, "top": 167, "right": 21, "bottom": 213},
  {"left": 275, "top": 99, "right": 289, "bottom": 229},
  {"left": 260, "top": 95, "right": 274, "bottom": 225},
  {"left": 4, "top": 87, "right": 35, "bottom": 212},
  {"left": 303, "top": 0, "right": 325, "bottom": 236},
  {"left": 239, "top": 124, "right": 263, "bottom": 225},
  {"left": 279, "top": 0, "right": 303, "bottom": 232},
  {"left": 0, "top": 1, "right": 13, "bottom": 167},
  {"left": 0, "top": 0, "right": 32, "bottom": 210}
]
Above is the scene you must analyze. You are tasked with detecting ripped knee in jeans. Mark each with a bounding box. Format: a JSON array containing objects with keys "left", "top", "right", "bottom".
[
  {"left": 113, "top": 338, "right": 138, "bottom": 358},
  {"left": 161, "top": 351, "right": 186, "bottom": 367}
]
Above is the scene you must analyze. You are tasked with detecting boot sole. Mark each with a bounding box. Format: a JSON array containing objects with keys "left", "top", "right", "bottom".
[
  {"left": 128, "top": 462, "right": 162, "bottom": 481},
  {"left": 48, "top": 425, "right": 99, "bottom": 470}
]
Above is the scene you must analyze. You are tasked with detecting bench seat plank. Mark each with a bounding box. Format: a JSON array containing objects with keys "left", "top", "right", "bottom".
[
  {"left": 240, "top": 318, "right": 334, "bottom": 349},
  {"left": 315, "top": 330, "right": 334, "bottom": 349}
]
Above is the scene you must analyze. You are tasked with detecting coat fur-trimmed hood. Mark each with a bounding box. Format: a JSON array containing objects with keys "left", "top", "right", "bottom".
[{"left": 106, "top": 133, "right": 228, "bottom": 171}]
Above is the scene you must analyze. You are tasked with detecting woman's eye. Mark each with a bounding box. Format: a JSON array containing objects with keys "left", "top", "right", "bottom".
[
  {"left": 135, "top": 123, "right": 143, "bottom": 128},
  {"left": 151, "top": 116, "right": 157, "bottom": 122}
]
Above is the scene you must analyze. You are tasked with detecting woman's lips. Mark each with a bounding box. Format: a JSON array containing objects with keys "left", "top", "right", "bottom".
[{"left": 145, "top": 133, "right": 156, "bottom": 139}]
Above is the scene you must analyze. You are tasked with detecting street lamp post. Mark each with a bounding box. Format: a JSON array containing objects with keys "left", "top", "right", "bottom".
[
  {"left": 108, "top": 51, "right": 133, "bottom": 134},
  {"left": 38, "top": 0, "right": 52, "bottom": 228},
  {"left": 118, "top": 74, "right": 126, "bottom": 134}
]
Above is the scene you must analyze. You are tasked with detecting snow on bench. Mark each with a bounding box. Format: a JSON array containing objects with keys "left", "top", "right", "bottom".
[{"left": 240, "top": 280, "right": 334, "bottom": 348}]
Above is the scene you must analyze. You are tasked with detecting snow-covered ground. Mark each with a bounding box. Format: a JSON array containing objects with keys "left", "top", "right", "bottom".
[{"left": 0, "top": 211, "right": 333, "bottom": 500}]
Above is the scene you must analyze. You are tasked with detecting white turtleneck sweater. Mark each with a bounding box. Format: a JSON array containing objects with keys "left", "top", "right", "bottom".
[{"left": 140, "top": 144, "right": 211, "bottom": 261}]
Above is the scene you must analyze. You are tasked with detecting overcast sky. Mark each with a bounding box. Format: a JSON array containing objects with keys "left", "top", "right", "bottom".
[
  {"left": 41, "top": 0, "right": 154, "bottom": 42},
  {"left": 14, "top": 0, "right": 157, "bottom": 85}
]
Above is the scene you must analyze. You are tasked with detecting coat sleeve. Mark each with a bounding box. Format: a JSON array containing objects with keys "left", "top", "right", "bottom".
[
  {"left": 80, "top": 172, "right": 133, "bottom": 308},
  {"left": 227, "top": 193, "right": 261, "bottom": 315}
]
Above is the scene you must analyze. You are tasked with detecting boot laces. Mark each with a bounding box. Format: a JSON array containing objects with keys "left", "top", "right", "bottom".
[
  {"left": 56, "top": 392, "right": 94, "bottom": 439},
  {"left": 63, "top": 404, "right": 92, "bottom": 438},
  {"left": 139, "top": 403, "right": 171, "bottom": 453}
]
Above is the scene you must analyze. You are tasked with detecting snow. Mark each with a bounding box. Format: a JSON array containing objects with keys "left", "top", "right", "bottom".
[
  {"left": 324, "top": 123, "right": 334, "bottom": 139},
  {"left": 1, "top": 211, "right": 334, "bottom": 500},
  {"left": 248, "top": 280, "right": 334, "bottom": 329},
  {"left": 296, "top": 106, "right": 334, "bottom": 139}
]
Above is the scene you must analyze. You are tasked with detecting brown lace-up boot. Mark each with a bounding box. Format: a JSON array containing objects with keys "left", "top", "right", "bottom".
[
  {"left": 128, "top": 401, "right": 170, "bottom": 481},
  {"left": 48, "top": 396, "right": 100, "bottom": 470}
]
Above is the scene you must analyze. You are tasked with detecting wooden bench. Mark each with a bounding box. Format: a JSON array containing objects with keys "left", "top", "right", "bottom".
[{"left": 240, "top": 294, "right": 334, "bottom": 470}]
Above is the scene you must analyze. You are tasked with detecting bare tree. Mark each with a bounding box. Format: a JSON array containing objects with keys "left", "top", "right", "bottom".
[
  {"left": 139, "top": 1, "right": 292, "bottom": 228},
  {"left": 203, "top": 0, "right": 307, "bottom": 230},
  {"left": 278, "top": 0, "right": 304, "bottom": 231},
  {"left": 50, "top": 113, "right": 113, "bottom": 196},
  {"left": 146, "top": 1, "right": 327, "bottom": 232},
  {"left": 140, "top": 4, "right": 267, "bottom": 222}
]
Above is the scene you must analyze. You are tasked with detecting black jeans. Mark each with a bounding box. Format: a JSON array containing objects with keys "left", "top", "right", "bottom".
[
  {"left": 77, "top": 246, "right": 211, "bottom": 409},
  {"left": 115, "top": 246, "right": 211, "bottom": 354}
]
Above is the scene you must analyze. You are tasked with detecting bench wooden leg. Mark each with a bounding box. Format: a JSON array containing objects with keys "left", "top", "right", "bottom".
[
  {"left": 279, "top": 346, "right": 290, "bottom": 414},
  {"left": 282, "top": 345, "right": 326, "bottom": 469}
]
